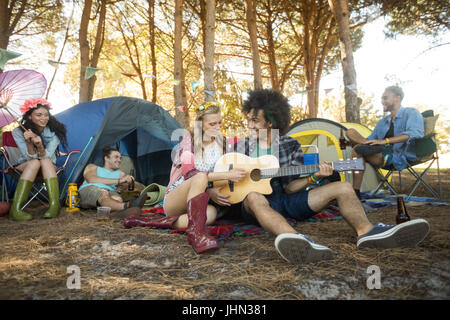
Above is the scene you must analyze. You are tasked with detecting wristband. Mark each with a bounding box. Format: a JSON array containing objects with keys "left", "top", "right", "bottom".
[
  {"left": 310, "top": 174, "right": 318, "bottom": 183},
  {"left": 385, "top": 138, "right": 390, "bottom": 146}
]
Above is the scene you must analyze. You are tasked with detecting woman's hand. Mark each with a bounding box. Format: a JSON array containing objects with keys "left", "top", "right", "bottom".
[
  {"left": 31, "top": 135, "right": 43, "bottom": 148},
  {"left": 207, "top": 184, "right": 231, "bottom": 206},
  {"left": 23, "top": 129, "right": 37, "bottom": 143},
  {"left": 227, "top": 168, "right": 247, "bottom": 182}
]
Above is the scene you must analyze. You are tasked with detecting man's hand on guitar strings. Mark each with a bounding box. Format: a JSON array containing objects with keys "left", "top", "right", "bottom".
[{"left": 315, "top": 161, "right": 334, "bottom": 179}]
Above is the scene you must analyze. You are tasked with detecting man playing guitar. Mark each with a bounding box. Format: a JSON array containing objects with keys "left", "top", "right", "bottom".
[{"left": 211, "top": 89, "right": 429, "bottom": 265}]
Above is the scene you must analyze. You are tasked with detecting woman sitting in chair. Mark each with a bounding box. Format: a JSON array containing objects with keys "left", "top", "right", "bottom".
[{"left": 9, "top": 98, "right": 68, "bottom": 221}]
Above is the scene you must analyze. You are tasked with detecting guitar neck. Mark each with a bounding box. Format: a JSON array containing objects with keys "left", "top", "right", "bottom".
[{"left": 261, "top": 164, "right": 329, "bottom": 179}]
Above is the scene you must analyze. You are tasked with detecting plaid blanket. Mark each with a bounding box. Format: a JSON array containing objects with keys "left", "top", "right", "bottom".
[{"left": 137, "top": 205, "right": 342, "bottom": 242}]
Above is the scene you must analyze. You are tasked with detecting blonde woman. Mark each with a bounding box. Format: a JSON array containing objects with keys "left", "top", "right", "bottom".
[{"left": 125, "top": 102, "right": 246, "bottom": 254}]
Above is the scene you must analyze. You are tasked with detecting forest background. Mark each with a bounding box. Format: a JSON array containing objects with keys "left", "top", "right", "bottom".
[{"left": 1, "top": 0, "right": 448, "bottom": 156}]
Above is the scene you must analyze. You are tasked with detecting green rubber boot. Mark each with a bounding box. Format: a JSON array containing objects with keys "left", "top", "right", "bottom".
[
  {"left": 9, "top": 179, "right": 33, "bottom": 221},
  {"left": 43, "top": 177, "right": 61, "bottom": 219}
]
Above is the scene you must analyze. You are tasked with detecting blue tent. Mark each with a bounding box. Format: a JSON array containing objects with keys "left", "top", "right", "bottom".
[{"left": 55, "top": 96, "right": 182, "bottom": 200}]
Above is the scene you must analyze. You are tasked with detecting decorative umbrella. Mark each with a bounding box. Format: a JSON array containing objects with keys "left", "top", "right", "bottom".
[
  {"left": 0, "top": 69, "right": 47, "bottom": 126},
  {"left": 0, "top": 110, "right": 15, "bottom": 128}
]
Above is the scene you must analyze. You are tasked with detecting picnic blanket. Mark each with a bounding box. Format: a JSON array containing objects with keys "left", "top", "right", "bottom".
[
  {"left": 128, "top": 205, "right": 343, "bottom": 242},
  {"left": 361, "top": 192, "right": 450, "bottom": 210}
]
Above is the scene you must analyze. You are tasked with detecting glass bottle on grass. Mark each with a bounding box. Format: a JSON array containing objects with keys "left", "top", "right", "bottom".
[{"left": 396, "top": 196, "right": 411, "bottom": 224}]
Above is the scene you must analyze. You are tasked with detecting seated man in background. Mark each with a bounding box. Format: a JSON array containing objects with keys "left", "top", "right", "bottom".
[
  {"left": 79, "top": 146, "right": 147, "bottom": 219},
  {"left": 345, "top": 85, "right": 424, "bottom": 198}
]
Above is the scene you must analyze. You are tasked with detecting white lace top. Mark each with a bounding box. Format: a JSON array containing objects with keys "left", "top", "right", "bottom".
[{"left": 166, "top": 140, "right": 222, "bottom": 193}]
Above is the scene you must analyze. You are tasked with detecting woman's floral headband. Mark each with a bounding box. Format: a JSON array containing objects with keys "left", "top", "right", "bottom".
[
  {"left": 194, "top": 101, "right": 219, "bottom": 112},
  {"left": 19, "top": 98, "right": 52, "bottom": 114}
]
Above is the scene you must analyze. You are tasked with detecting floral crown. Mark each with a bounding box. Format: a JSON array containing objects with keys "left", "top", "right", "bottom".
[
  {"left": 194, "top": 101, "right": 220, "bottom": 112},
  {"left": 20, "top": 98, "right": 52, "bottom": 114}
]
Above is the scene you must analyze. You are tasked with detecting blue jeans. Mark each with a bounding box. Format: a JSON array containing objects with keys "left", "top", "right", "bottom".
[{"left": 240, "top": 185, "right": 317, "bottom": 226}]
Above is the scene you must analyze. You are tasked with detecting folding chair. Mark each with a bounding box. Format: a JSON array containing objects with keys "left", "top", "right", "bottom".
[
  {"left": 371, "top": 110, "right": 442, "bottom": 201},
  {"left": 0, "top": 131, "right": 81, "bottom": 210}
]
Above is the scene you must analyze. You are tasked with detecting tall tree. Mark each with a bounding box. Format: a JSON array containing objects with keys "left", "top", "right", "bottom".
[
  {"left": 375, "top": 0, "right": 449, "bottom": 37},
  {"left": 173, "top": 0, "right": 189, "bottom": 128},
  {"left": 203, "top": 0, "right": 216, "bottom": 102},
  {"left": 285, "top": 0, "right": 337, "bottom": 118},
  {"left": 0, "top": 0, "right": 65, "bottom": 71},
  {"left": 245, "top": 0, "right": 263, "bottom": 89},
  {"left": 111, "top": 3, "right": 148, "bottom": 100},
  {"left": 79, "top": 0, "right": 107, "bottom": 103},
  {"left": 328, "top": 0, "right": 359, "bottom": 123},
  {"left": 147, "top": 0, "right": 158, "bottom": 103}
]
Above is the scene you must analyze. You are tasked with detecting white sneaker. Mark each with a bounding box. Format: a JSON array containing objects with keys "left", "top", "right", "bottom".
[{"left": 274, "top": 233, "right": 333, "bottom": 264}]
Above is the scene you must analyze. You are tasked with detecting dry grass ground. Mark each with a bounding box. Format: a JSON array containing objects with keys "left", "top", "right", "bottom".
[{"left": 0, "top": 169, "right": 449, "bottom": 300}]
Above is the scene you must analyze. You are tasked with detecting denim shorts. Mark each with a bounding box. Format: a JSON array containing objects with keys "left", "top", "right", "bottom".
[{"left": 238, "top": 185, "right": 317, "bottom": 226}]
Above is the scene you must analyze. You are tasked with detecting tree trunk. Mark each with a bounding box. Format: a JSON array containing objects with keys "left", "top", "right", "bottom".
[
  {"left": 78, "top": 0, "right": 106, "bottom": 103},
  {"left": 148, "top": 0, "right": 157, "bottom": 103},
  {"left": 0, "top": 0, "right": 9, "bottom": 52},
  {"left": 203, "top": 0, "right": 215, "bottom": 102},
  {"left": 328, "top": 0, "right": 359, "bottom": 123},
  {"left": 245, "top": 0, "right": 262, "bottom": 89},
  {"left": 265, "top": 3, "right": 279, "bottom": 91},
  {"left": 79, "top": 0, "right": 92, "bottom": 103},
  {"left": 174, "top": 0, "right": 189, "bottom": 128}
]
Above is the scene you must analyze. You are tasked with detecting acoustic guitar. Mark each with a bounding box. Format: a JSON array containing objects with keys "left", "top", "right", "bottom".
[{"left": 212, "top": 153, "right": 364, "bottom": 204}]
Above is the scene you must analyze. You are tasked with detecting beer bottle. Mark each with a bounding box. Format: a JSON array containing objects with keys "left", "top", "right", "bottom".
[
  {"left": 339, "top": 128, "right": 347, "bottom": 150},
  {"left": 396, "top": 196, "right": 410, "bottom": 224},
  {"left": 128, "top": 169, "right": 135, "bottom": 191}
]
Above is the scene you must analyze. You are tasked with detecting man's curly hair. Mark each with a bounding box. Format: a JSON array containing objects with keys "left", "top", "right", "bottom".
[{"left": 242, "top": 89, "right": 291, "bottom": 135}]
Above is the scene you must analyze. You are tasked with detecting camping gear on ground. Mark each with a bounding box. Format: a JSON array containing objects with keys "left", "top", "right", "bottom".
[
  {"left": 55, "top": 96, "right": 181, "bottom": 202},
  {"left": 65, "top": 183, "right": 80, "bottom": 212},
  {"left": 141, "top": 183, "right": 166, "bottom": 206},
  {"left": 0, "top": 69, "right": 47, "bottom": 124},
  {"left": 287, "top": 118, "right": 387, "bottom": 192}
]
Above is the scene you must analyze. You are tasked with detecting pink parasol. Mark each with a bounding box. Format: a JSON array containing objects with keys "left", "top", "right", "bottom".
[
  {"left": 0, "top": 110, "right": 15, "bottom": 128},
  {"left": 0, "top": 69, "right": 47, "bottom": 127}
]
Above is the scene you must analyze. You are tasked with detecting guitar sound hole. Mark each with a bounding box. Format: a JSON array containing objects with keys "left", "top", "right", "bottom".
[{"left": 250, "top": 169, "right": 261, "bottom": 181}]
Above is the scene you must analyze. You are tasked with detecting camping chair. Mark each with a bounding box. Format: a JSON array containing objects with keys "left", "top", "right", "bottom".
[
  {"left": 371, "top": 110, "right": 442, "bottom": 201},
  {"left": 0, "top": 131, "right": 81, "bottom": 209}
]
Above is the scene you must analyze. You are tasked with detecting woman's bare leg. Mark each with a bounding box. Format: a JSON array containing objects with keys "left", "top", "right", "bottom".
[
  {"left": 16, "top": 159, "right": 41, "bottom": 181},
  {"left": 163, "top": 172, "right": 209, "bottom": 216}
]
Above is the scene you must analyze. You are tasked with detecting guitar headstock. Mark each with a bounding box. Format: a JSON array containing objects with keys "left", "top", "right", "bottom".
[{"left": 333, "top": 158, "right": 364, "bottom": 172}]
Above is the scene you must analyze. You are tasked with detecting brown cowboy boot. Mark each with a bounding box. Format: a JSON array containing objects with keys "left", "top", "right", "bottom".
[
  {"left": 123, "top": 215, "right": 179, "bottom": 229},
  {"left": 186, "top": 192, "right": 219, "bottom": 254}
]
